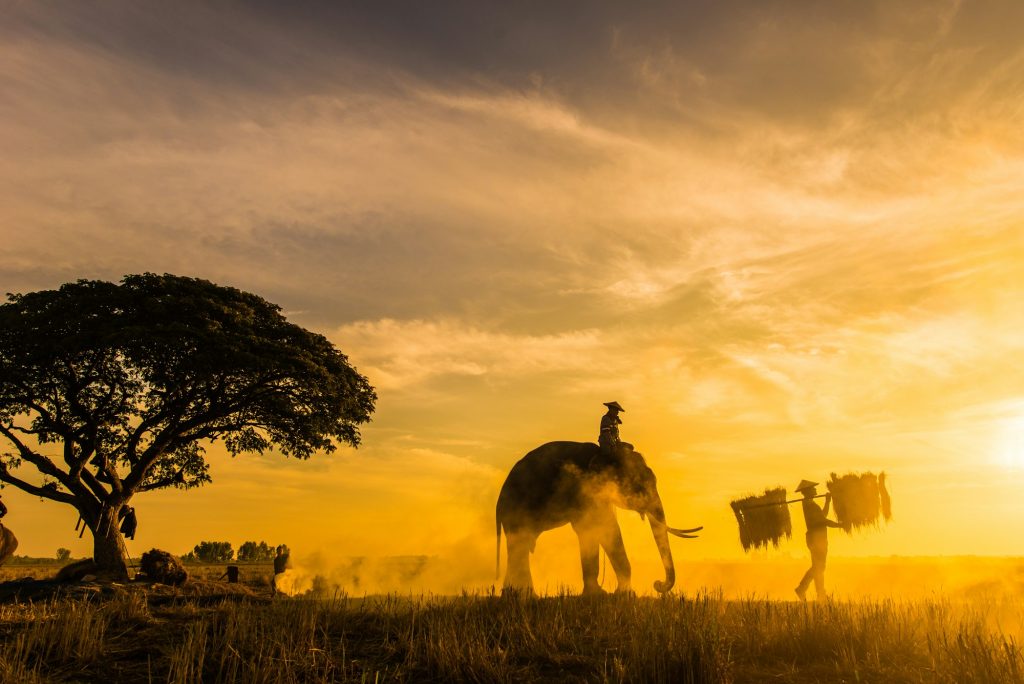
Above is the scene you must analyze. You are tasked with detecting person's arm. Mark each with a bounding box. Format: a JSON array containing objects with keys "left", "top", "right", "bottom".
[{"left": 822, "top": 493, "right": 845, "bottom": 528}]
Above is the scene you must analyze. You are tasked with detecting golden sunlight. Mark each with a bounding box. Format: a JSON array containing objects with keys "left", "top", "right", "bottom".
[{"left": 995, "top": 414, "right": 1024, "bottom": 471}]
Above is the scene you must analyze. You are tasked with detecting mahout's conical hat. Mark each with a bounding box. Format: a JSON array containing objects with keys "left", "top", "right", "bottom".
[
  {"left": 603, "top": 401, "right": 625, "bottom": 412},
  {"left": 795, "top": 479, "right": 818, "bottom": 492}
]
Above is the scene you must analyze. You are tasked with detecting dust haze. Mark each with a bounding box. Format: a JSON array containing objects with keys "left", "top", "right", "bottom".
[{"left": 277, "top": 514, "right": 1024, "bottom": 604}]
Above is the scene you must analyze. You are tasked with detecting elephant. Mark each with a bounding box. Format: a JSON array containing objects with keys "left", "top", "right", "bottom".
[
  {"left": 495, "top": 441, "right": 701, "bottom": 595},
  {"left": 0, "top": 524, "right": 17, "bottom": 566}
]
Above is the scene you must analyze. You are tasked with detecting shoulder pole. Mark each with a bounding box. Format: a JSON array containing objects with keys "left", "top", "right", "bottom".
[{"left": 740, "top": 493, "right": 827, "bottom": 510}]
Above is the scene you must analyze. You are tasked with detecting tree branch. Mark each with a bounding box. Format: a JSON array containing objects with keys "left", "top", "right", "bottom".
[
  {"left": 0, "top": 424, "right": 66, "bottom": 479},
  {"left": 80, "top": 467, "right": 113, "bottom": 501},
  {"left": 0, "top": 463, "right": 77, "bottom": 505},
  {"left": 0, "top": 423, "right": 97, "bottom": 505},
  {"left": 138, "top": 469, "right": 188, "bottom": 492}
]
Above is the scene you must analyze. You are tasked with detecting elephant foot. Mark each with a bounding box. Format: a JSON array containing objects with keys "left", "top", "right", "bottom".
[
  {"left": 581, "top": 584, "right": 607, "bottom": 597},
  {"left": 614, "top": 585, "right": 635, "bottom": 596}
]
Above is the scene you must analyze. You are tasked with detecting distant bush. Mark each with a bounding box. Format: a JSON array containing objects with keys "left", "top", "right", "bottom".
[
  {"left": 237, "top": 541, "right": 275, "bottom": 562},
  {"left": 6, "top": 555, "right": 66, "bottom": 566},
  {"left": 55, "top": 548, "right": 71, "bottom": 562},
  {"left": 187, "top": 541, "right": 234, "bottom": 563}
]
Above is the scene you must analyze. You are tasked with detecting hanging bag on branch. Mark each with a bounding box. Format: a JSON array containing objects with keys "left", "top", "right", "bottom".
[
  {"left": 826, "top": 471, "right": 892, "bottom": 532},
  {"left": 730, "top": 487, "right": 792, "bottom": 551}
]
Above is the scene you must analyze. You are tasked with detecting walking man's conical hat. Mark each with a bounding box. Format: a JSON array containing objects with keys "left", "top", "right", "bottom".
[
  {"left": 603, "top": 401, "right": 624, "bottom": 412},
  {"left": 795, "top": 479, "right": 818, "bottom": 492}
]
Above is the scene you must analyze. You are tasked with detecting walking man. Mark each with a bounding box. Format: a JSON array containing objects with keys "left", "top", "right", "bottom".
[{"left": 794, "top": 479, "right": 842, "bottom": 601}]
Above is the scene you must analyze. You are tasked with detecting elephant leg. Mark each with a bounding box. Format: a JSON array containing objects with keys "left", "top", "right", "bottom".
[
  {"left": 502, "top": 531, "right": 536, "bottom": 595},
  {"left": 599, "top": 518, "right": 632, "bottom": 593},
  {"left": 572, "top": 521, "right": 605, "bottom": 595}
]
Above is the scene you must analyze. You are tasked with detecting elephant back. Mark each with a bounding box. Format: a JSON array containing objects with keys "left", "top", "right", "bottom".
[
  {"left": 497, "top": 442, "right": 603, "bottom": 526},
  {"left": 509, "top": 441, "right": 601, "bottom": 481}
]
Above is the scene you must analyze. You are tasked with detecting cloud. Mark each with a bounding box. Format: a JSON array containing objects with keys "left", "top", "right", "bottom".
[
  {"left": 3, "top": 0, "right": 1024, "bottom": 560},
  {"left": 331, "top": 319, "right": 606, "bottom": 390}
]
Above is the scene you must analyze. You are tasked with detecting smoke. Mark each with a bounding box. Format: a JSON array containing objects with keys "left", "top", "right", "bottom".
[
  {"left": 272, "top": 569, "right": 312, "bottom": 597},
  {"left": 270, "top": 533, "right": 498, "bottom": 597},
  {"left": 273, "top": 543, "right": 1024, "bottom": 615}
]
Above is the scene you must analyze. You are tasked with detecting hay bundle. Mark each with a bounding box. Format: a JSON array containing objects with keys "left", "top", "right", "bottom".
[
  {"left": 826, "top": 471, "right": 892, "bottom": 532},
  {"left": 139, "top": 548, "right": 188, "bottom": 586},
  {"left": 730, "top": 487, "right": 792, "bottom": 551},
  {"left": 0, "top": 524, "right": 16, "bottom": 566}
]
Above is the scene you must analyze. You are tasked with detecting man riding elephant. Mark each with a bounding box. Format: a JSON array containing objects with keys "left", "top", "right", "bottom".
[{"left": 599, "top": 401, "right": 632, "bottom": 456}]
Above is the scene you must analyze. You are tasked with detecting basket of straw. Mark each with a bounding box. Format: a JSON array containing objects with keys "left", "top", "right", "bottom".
[
  {"left": 826, "top": 471, "right": 892, "bottom": 533},
  {"left": 730, "top": 487, "right": 792, "bottom": 552}
]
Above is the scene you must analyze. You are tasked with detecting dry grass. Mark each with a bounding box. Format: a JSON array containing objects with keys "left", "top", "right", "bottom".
[{"left": 0, "top": 588, "right": 1021, "bottom": 683}]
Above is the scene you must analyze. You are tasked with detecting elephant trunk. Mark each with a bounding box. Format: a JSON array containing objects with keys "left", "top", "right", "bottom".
[{"left": 648, "top": 502, "right": 675, "bottom": 594}]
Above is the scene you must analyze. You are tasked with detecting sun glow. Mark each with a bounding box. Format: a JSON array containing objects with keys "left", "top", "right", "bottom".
[{"left": 994, "top": 417, "right": 1024, "bottom": 471}]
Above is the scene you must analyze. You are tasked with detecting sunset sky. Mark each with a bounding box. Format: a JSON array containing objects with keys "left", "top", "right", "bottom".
[{"left": 1, "top": 1, "right": 1022, "bottom": 583}]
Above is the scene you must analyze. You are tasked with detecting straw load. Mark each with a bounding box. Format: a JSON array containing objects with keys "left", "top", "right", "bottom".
[
  {"left": 826, "top": 471, "right": 892, "bottom": 532},
  {"left": 730, "top": 487, "right": 792, "bottom": 552}
]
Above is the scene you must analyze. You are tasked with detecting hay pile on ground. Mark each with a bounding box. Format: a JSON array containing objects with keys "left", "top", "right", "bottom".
[
  {"left": 827, "top": 472, "right": 892, "bottom": 531},
  {"left": 138, "top": 549, "right": 188, "bottom": 586},
  {"left": 730, "top": 487, "right": 792, "bottom": 551}
]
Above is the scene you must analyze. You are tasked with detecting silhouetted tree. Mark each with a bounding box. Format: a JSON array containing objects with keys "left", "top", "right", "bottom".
[
  {"left": 0, "top": 274, "right": 376, "bottom": 579},
  {"left": 237, "top": 540, "right": 275, "bottom": 562},
  {"left": 191, "top": 540, "right": 234, "bottom": 563},
  {"left": 56, "top": 547, "right": 71, "bottom": 562}
]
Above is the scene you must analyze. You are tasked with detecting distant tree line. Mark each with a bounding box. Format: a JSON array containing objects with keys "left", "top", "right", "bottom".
[{"left": 182, "top": 540, "right": 279, "bottom": 563}]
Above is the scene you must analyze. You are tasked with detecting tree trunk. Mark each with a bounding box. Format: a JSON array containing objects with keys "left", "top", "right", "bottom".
[{"left": 91, "top": 505, "right": 129, "bottom": 580}]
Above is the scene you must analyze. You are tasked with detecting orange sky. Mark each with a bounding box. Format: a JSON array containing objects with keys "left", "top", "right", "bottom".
[{"left": 1, "top": 2, "right": 1023, "bottom": 581}]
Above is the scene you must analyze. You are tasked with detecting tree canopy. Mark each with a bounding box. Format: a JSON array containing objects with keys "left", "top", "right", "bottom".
[
  {"left": 187, "top": 541, "right": 235, "bottom": 563},
  {"left": 0, "top": 273, "right": 376, "bottom": 576},
  {"left": 237, "top": 540, "right": 276, "bottom": 562}
]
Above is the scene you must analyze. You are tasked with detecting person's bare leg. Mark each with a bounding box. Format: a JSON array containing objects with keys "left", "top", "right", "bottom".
[
  {"left": 813, "top": 550, "right": 827, "bottom": 600},
  {"left": 795, "top": 565, "right": 812, "bottom": 601}
]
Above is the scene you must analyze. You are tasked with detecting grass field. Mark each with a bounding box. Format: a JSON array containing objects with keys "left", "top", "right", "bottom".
[{"left": 0, "top": 564, "right": 1021, "bottom": 683}]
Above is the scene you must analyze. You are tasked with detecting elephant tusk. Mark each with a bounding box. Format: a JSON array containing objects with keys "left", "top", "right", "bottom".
[{"left": 667, "top": 525, "right": 703, "bottom": 538}]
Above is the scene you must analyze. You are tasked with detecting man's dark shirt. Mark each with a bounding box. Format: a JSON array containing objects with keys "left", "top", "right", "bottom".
[
  {"left": 599, "top": 412, "right": 622, "bottom": 444},
  {"left": 801, "top": 499, "right": 830, "bottom": 531}
]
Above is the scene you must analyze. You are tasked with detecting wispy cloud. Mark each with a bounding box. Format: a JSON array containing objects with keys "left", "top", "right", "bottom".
[{"left": 2, "top": 0, "right": 1023, "bottom": 559}]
